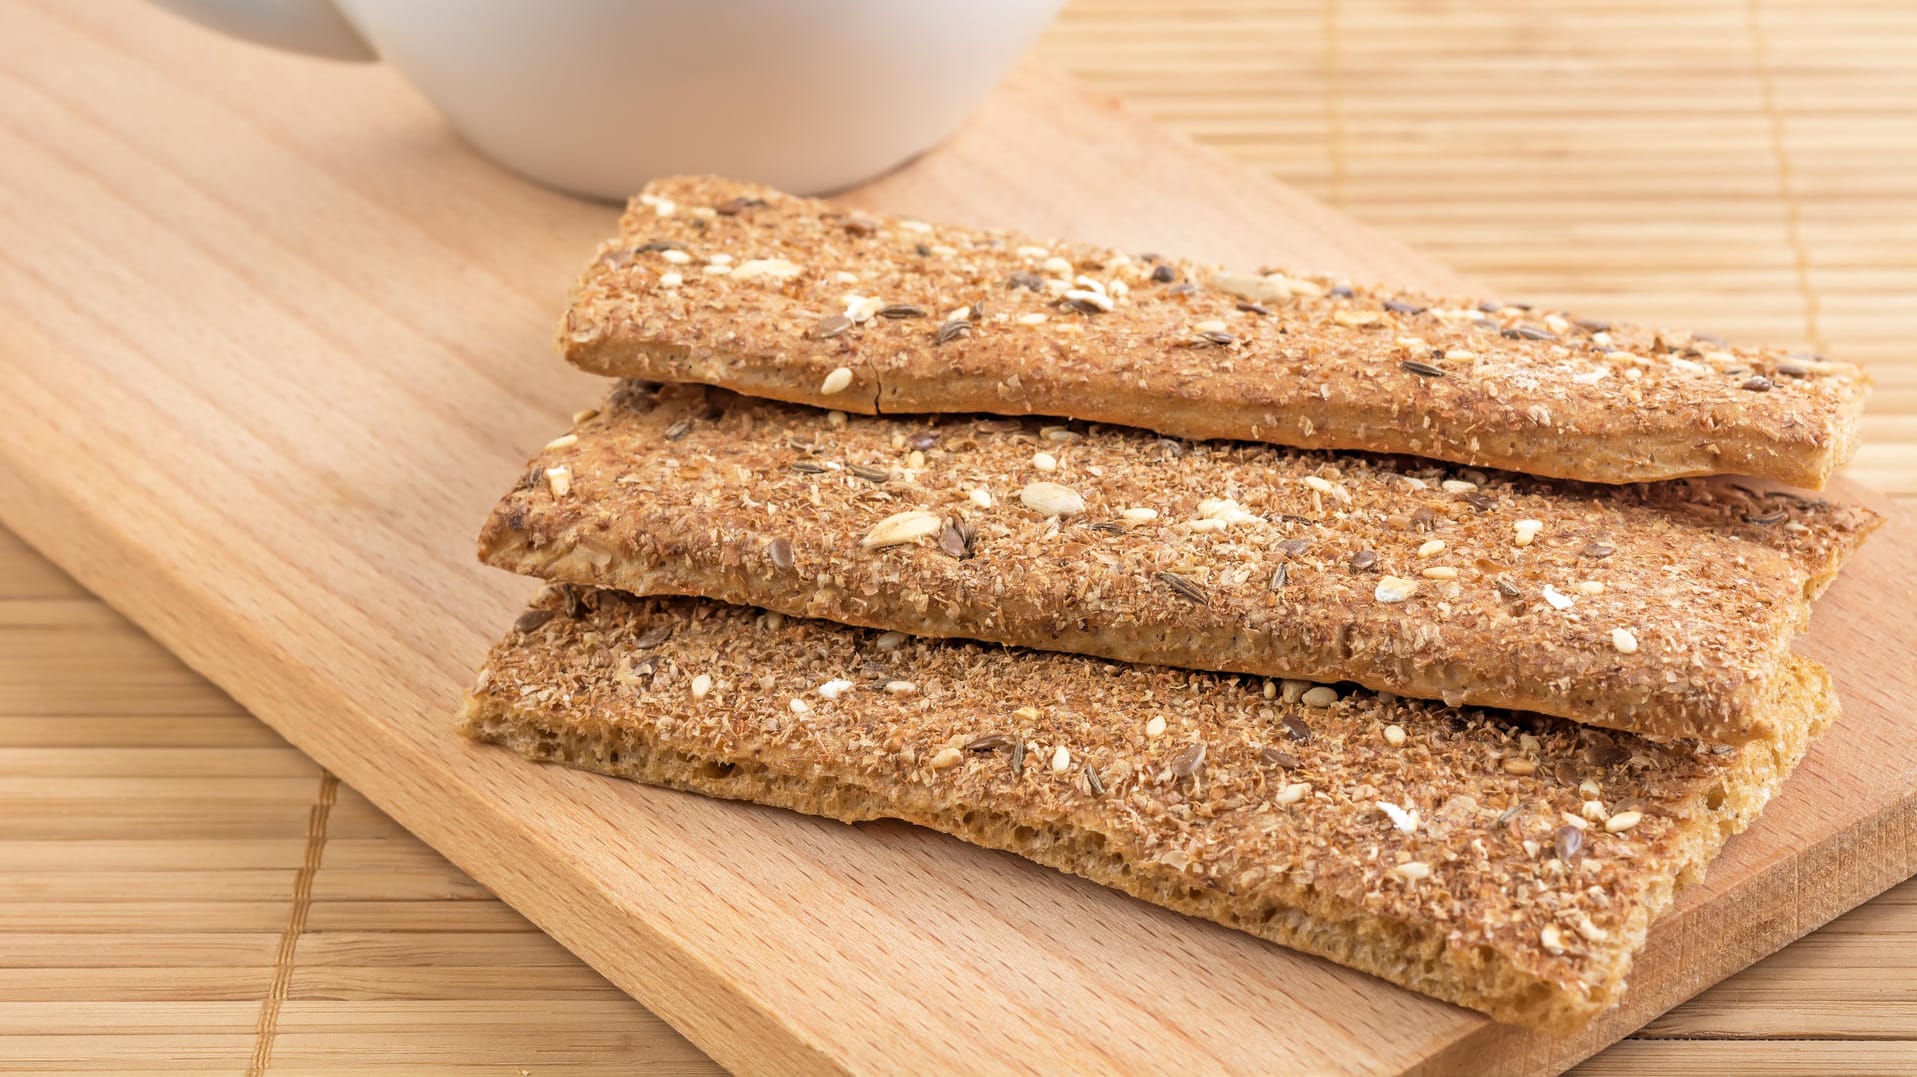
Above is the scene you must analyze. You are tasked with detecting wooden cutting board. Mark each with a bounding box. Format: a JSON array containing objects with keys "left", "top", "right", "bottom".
[{"left": 0, "top": 1, "right": 1912, "bottom": 1072}]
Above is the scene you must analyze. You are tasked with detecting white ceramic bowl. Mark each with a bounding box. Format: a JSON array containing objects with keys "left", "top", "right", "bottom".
[{"left": 152, "top": 0, "right": 1066, "bottom": 198}]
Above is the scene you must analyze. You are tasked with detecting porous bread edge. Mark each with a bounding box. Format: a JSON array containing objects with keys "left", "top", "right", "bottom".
[
  {"left": 479, "top": 518, "right": 1872, "bottom": 746},
  {"left": 569, "top": 337, "right": 1865, "bottom": 491},
  {"left": 455, "top": 654, "right": 1833, "bottom": 1034}
]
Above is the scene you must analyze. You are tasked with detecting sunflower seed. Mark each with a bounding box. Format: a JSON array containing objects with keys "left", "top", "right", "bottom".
[
  {"left": 1196, "top": 329, "right": 1235, "bottom": 346},
  {"left": 1505, "top": 325, "right": 1557, "bottom": 341},
  {"left": 876, "top": 304, "right": 927, "bottom": 319},
  {"left": 715, "top": 195, "right": 768, "bottom": 215},
  {"left": 907, "top": 431, "right": 941, "bottom": 451},
  {"left": 1260, "top": 747, "right": 1301, "bottom": 769},
  {"left": 1496, "top": 576, "right": 1522, "bottom": 599},
  {"left": 847, "top": 463, "right": 892, "bottom": 484},
  {"left": 558, "top": 584, "right": 585, "bottom": 618},
  {"left": 1402, "top": 360, "right": 1447, "bottom": 378},
  {"left": 514, "top": 608, "right": 556, "bottom": 634},
  {"left": 812, "top": 314, "right": 854, "bottom": 339},
  {"left": 1151, "top": 264, "right": 1176, "bottom": 283},
  {"left": 1283, "top": 715, "right": 1312, "bottom": 743},
  {"left": 768, "top": 537, "right": 795, "bottom": 570},
  {"left": 1349, "top": 549, "right": 1379, "bottom": 572},
  {"left": 966, "top": 734, "right": 1013, "bottom": 753},
  {"left": 935, "top": 319, "right": 973, "bottom": 345},
  {"left": 1235, "top": 301, "right": 1272, "bottom": 316},
  {"left": 1084, "top": 764, "right": 1104, "bottom": 796},
  {"left": 1157, "top": 571, "right": 1209, "bottom": 605},
  {"left": 1383, "top": 299, "right": 1426, "bottom": 315},
  {"left": 861, "top": 509, "right": 943, "bottom": 549},
  {"left": 635, "top": 623, "right": 675, "bottom": 649},
  {"left": 1741, "top": 375, "right": 1774, "bottom": 392},
  {"left": 1330, "top": 285, "right": 1356, "bottom": 299},
  {"left": 635, "top": 240, "right": 682, "bottom": 253},
  {"left": 1581, "top": 541, "right": 1616, "bottom": 559},
  {"left": 1011, "top": 739, "right": 1027, "bottom": 777},
  {"left": 1170, "top": 741, "right": 1207, "bottom": 779},
  {"left": 1747, "top": 509, "right": 1788, "bottom": 526},
  {"left": 1005, "top": 272, "right": 1045, "bottom": 291},
  {"left": 791, "top": 461, "right": 830, "bottom": 475},
  {"left": 663, "top": 418, "right": 694, "bottom": 441},
  {"left": 1268, "top": 563, "right": 1289, "bottom": 590},
  {"left": 939, "top": 518, "right": 973, "bottom": 559}
]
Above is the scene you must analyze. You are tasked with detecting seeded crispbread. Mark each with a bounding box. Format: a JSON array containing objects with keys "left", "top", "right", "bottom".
[
  {"left": 460, "top": 586, "right": 1835, "bottom": 1033},
  {"left": 478, "top": 383, "right": 1879, "bottom": 743},
  {"left": 559, "top": 176, "right": 1868, "bottom": 489}
]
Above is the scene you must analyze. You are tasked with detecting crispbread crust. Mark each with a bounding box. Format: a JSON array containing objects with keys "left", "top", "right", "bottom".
[
  {"left": 460, "top": 588, "right": 1834, "bottom": 1033},
  {"left": 560, "top": 176, "right": 1868, "bottom": 488},
  {"left": 478, "top": 383, "right": 1879, "bottom": 742}
]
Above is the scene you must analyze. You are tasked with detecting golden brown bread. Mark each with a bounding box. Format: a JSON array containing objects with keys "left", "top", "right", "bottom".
[
  {"left": 478, "top": 383, "right": 1880, "bottom": 742},
  {"left": 459, "top": 587, "right": 1835, "bottom": 1033},
  {"left": 559, "top": 176, "right": 1868, "bottom": 488}
]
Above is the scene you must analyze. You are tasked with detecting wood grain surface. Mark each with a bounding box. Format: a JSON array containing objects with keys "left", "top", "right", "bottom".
[{"left": 0, "top": 0, "right": 1913, "bottom": 1074}]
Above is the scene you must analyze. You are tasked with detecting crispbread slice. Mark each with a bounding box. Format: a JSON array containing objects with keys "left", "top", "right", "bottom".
[
  {"left": 460, "top": 587, "right": 1835, "bottom": 1033},
  {"left": 559, "top": 176, "right": 1868, "bottom": 488},
  {"left": 478, "top": 383, "right": 1880, "bottom": 742}
]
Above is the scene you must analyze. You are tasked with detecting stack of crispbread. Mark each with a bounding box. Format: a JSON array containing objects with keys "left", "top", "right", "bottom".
[{"left": 460, "top": 177, "right": 1880, "bottom": 1032}]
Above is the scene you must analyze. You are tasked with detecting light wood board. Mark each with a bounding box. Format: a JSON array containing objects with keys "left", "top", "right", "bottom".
[{"left": 0, "top": 0, "right": 1913, "bottom": 1073}]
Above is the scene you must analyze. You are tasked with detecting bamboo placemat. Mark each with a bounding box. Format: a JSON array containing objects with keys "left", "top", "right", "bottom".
[{"left": 4, "top": 0, "right": 1914, "bottom": 1074}]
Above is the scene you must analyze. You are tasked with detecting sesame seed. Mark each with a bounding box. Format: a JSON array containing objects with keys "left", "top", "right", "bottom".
[
  {"left": 1333, "top": 309, "right": 1382, "bottom": 329},
  {"left": 1605, "top": 810, "right": 1644, "bottom": 833},
  {"left": 1300, "top": 686, "right": 1339, "bottom": 707},
  {"left": 544, "top": 433, "right": 579, "bottom": 451},
  {"left": 1611, "top": 627, "right": 1640, "bottom": 654},
  {"left": 659, "top": 248, "right": 692, "bottom": 264},
  {"left": 1064, "top": 288, "right": 1114, "bottom": 313},
  {"left": 930, "top": 747, "right": 963, "bottom": 770},
  {"left": 1013, "top": 705, "right": 1041, "bottom": 721},
  {"left": 1145, "top": 715, "right": 1167, "bottom": 738},
  {"left": 817, "top": 679, "right": 855, "bottom": 700},
  {"left": 1120, "top": 507, "right": 1159, "bottom": 524},
  {"left": 1302, "top": 475, "right": 1335, "bottom": 494},
  {"left": 1417, "top": 538, "right": 1447, "bottom": 558},
  {"left": 819, "top": 367, "right": 854, "bottom": 395},
  {"left": 1575, "top": 580, "right": 1605, "bottom": 595},
  {"left": 884, "top": 680, "right": 918, "bottom": 696},
  {"left": 690, "top": 673, "right": 713, "bottom": 700},
  {"left": 1383, "top": 724, "right": 1407, "bottom": 747},
  {"left": 1032, "top": 451, "right": 1058, "bottom": 472},
  {"left": 1582, "top": 800, "right": 1607, "bottom": 821},
  {"left": 1443, "top": 349, "right": 1478, "bottom": 361},
  {"left": 1050, "top": 745, "right": 1071, "bottom": 773},
  {"left": 1542, "top": 585, "right": 1575, "bottom": 610},
  {"left": 789, "top": 698, "right": 810, "bottom": 714},
  {"left": 1276, "top": 782, "right": 1312, "bottom": 806},
  {"left": 544, "top": 466, "right": 572, "bottom": 498},
  {"left": 875, "top": 631, "right": 908, "bottom": 651},
  {"left": 1420, "top": 566, "right": 1458, "bottom": 580},
  {"left": 1541, "top": 925, "right": 1566, "bottom": 954},
  {"left": 1502, "top": 757, "right": 1538, "bottom": 776},
  {"left": 1374, "top": 576, "right": 1420, "bottom": 604},
  {"left": 1440, "top": 479, "right": 1478, "bottom": 494},
  {"left": 1017, "top": 312, "right": 1049, "bottom": 326},
  {"left": 1513, "top": 519, "right": 1544, "bottom": 546},
  {"left": 658, "top": 271, "right": 683, "bottom": 288},
  {"left": 968, "top": 488, "right": 994, "bottom": 509},
  {"left": 1394, "top": 861, "right": 1431, "bottom": 881},
  {"left": 1042, "top": 256, "right": 1073, "bottom": 276}
]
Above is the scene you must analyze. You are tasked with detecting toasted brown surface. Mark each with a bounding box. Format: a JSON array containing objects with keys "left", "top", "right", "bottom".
[
  {"left": 460, "top": 587, "right": 1835, "bottom": 1033},
  {"left": 559, "top": 176, "right": 1869, "bottom": 488},
  {"left": 478, "top": 384, "right": 1879, "bottom": 742}
]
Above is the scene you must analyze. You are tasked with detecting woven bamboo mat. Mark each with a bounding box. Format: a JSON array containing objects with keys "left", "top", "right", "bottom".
[{"left": 5, "top": 0, "right": 1915, "bottom": 1074}]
